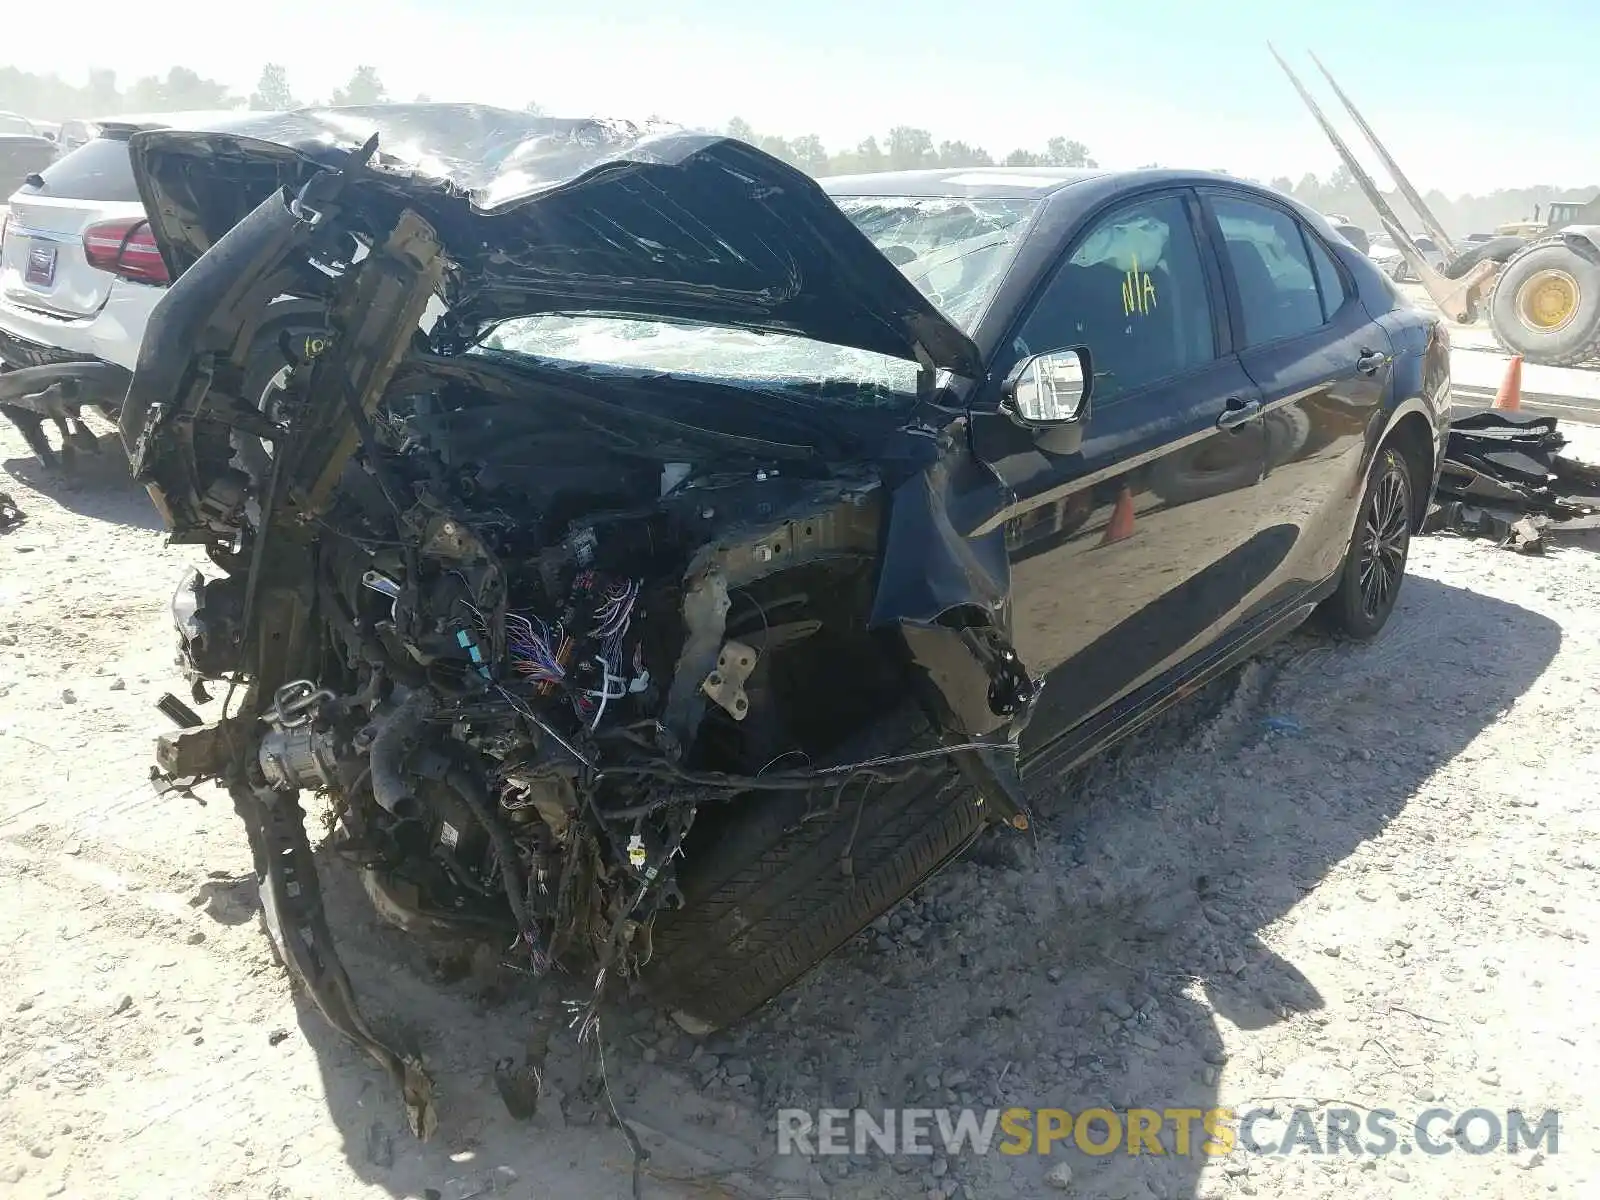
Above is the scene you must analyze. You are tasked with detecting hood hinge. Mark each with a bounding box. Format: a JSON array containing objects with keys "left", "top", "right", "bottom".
[{"left": 914, "top": 342, "right": 938, "bottom": 405}]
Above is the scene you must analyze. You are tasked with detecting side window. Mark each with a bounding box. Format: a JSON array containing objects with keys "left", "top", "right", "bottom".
[
  {"left": 1212, "top": 196, "right": 1327, "bottom": 346},
  {"left": 1306, "top": 234, "right": 1349, "bottom": 322},
  {"left": 1010, "top": 193, "right": 1216, "bottom": 405}
]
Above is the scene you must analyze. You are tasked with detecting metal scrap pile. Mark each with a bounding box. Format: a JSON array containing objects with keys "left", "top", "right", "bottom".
[{"left": 1426, "top": 411, "right": 1600, "bottom": 552}]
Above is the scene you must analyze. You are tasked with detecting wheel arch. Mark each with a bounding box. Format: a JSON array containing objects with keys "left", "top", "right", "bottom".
[{"left": 1382, "top": 408, "right": 1437, "bottom": 531}]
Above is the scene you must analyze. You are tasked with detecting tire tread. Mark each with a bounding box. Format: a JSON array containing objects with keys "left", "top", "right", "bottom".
[{"left": 643, "top": 710, "right": 988, "bottom": 1027}]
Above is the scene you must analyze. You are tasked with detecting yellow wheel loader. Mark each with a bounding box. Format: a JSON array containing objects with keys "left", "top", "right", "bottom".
[{"left": 1274, "top": 48, "right": 1600, "bottom": 368}]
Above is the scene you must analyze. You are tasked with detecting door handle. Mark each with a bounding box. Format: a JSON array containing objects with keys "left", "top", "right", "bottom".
[
  {"left": 1356, "top": 348, "right": 1387, "bottom": 376},
  {"left": 1215, "top": 399, "right": 1261, "bottom": 431}
]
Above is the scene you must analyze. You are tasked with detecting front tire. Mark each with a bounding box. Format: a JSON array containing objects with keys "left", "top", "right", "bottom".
[
  {"left": 1321, "top": 445, "right": 1414, "bottom": 639},
  {"left": 230, "top": 304, "right": 329, "bottom": 486},
  {"left": 641, "top": 708, "right": 989, "bottom": 1029}
]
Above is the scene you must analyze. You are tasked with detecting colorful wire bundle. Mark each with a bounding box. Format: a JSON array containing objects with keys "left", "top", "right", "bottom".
[
  {"left": 504, "top": 577, "right": 641, "bottom": 730},
  {"left": 577, "top": 579, "right": 640, "bottom": 729},
  {"left": 506, "top": 610, "right": 568, "bottom": 690}
]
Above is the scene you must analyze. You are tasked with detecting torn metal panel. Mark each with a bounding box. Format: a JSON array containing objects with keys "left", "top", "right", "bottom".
[
  {"left": 0, "top": 360, "right": 131, "bottom": 415},
  {"left": 0, "top": 360, "right": 132, "bottom": 470},
  {"left": 0, "top": 491, "right": 22, "bottom": 532},
  {"left": 232, "top": 780, "right": 437, "bottom": 1139},
  {"left": 1427, "top": 410, "right": 1600, "bottom": 546},
  {"left": 126, "top": 107, "right": 981, "bottom": 377}
]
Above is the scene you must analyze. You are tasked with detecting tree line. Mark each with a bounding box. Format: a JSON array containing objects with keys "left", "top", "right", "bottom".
[{"left": 1, "top": 61, "right": 1591, "bottom": 234}]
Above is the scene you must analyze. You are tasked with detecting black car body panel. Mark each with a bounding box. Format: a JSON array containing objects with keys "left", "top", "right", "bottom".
[
  {"left": 126, "top": 106, "right": 980, "bottom": 376},
  {"left": 116, "top": 133, "right": 1448, "bottom": 1135}
]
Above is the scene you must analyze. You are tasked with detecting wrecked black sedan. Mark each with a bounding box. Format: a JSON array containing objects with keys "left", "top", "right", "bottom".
[{"left": 116, "top": 106, "right": 1448, "bottom": 1136}]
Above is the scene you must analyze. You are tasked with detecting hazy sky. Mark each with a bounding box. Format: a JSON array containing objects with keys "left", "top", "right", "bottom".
[{"left": 24, "top": 0, "right": 1600, "bottom": 194}]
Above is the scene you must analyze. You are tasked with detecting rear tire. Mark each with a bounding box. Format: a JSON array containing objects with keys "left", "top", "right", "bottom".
[
  {"left": 1320, "top": 445, "right": 1414, "bottom": 640},
  {"left": 641, "top": 707, "right": 990, "bottom": 1029},
  {"left": 1487, "top": 241, "right": 1600, "bottom": 366}
]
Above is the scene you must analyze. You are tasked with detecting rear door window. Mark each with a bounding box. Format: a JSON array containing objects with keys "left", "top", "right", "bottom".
[
  {"left": 22, "top": 136, "right": 141, "bottom": 203},
  {"left": 1306, "top": 235, "right": 1350, "bottom": 321},
  {"left": 1211, "top": 196, "right": 1328, "bottom": 346}
]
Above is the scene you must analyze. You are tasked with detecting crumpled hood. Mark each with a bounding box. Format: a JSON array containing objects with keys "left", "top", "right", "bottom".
[{"left": 126, "top": 104, "right": 981, "bottom": 378}]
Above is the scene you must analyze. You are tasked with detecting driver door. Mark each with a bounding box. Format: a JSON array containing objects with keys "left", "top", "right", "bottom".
[{"left": 969, "top": 188, "right": 1269, "bottom": 759}]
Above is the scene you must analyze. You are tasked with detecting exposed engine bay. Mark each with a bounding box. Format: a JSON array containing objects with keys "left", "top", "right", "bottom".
[
  {"left": 212, "top": 366, "right": 912, "bottom": 978},
  {"left": 117, "top": 119, "right": 1038, "bottom": 1142},
  {"left": 158, "top": 348, "right": 1005, "bottom": 1138}
]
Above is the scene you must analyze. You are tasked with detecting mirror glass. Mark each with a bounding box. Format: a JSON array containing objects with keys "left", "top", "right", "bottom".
[{"left": 1012, "top": 348, "right": 1089, "bottom": 424}]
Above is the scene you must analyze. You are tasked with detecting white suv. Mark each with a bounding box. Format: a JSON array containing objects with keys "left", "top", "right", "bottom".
[
  {"left": 1, "top": 108, "right": 447, "bottom": 470},
  {"left": 0, "top": 112, "right": 247, "bottom": 467}
]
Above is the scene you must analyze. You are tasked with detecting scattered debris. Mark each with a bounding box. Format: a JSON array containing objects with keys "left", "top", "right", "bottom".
[
  {"left": 0, "top": 492, "right": 22, "bottom": 532},
  {"left": 1427, "top": 411, "right": 1600, "bottom": 548}
]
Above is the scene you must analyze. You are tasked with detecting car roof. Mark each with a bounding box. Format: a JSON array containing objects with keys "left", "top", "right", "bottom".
[
  {"left": 814, "top": 165, "right": 1293, "bottom": 203},
  {"left": 819, "top": 166, "right": 1110, "bottom": 199},
  {"left": 91, "top": 110, "right": 270, "bottom": 137}
]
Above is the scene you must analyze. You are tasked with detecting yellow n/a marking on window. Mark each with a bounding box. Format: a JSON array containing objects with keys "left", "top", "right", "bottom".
[{"left": 1121, "top": 255, "right": 1158, "bottom": 317}]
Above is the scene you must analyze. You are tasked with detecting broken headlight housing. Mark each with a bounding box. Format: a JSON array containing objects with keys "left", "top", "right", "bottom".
[{"left": 169, "top": 566, "right": 247, "bottom": 680}]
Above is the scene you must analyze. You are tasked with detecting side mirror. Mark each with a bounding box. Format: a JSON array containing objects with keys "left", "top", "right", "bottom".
[{"left": 1001, "top": 346, "right": 1092, "bottom": 453}]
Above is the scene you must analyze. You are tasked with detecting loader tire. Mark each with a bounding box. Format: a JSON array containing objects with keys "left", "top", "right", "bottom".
[
  {"left": 1442, "top": 235, "right": 1525, "bottom": 279},
  {"left": 1487, "top": 241, "right": 1600, "bottom": 367},
  {"left": 641, "top": 707, "right": 990, "bottom": 1030}
]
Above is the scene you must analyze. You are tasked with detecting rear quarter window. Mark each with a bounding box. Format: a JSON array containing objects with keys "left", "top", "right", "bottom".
[{"left": 23, "top": 136, "right": 142, "bottom": 204}]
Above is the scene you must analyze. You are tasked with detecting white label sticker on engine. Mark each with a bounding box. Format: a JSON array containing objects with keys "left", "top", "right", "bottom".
[{"left": 439, "top": 822, "right": 460, "bottom": 849}]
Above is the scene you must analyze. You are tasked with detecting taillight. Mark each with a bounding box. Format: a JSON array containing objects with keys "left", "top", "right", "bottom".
[{"left": 82, "top": 217, "right": 169, "bottom": 285}]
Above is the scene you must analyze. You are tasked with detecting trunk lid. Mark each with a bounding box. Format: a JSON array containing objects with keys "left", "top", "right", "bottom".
[
  {"left": 1, "top": 134, "right": 149, "bottom": 320},
  {"left": 127, "top": 105, "right": 983, "bottom": 378}
]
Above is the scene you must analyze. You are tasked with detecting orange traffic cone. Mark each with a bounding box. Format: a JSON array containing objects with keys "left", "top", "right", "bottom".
[
  {"left": 1492, "top": 355, "right": 1523, "bottom": 412},
  {"left": 1100, "top": 484, "right": 1136, "bottom": 546}
]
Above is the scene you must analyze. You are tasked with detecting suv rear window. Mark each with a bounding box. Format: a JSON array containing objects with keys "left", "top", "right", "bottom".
[{"left": 23, "top": 136, "right": 141, "bottom": 204}]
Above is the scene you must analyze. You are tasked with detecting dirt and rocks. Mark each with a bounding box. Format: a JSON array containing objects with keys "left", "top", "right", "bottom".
[{"left": 2, "top": 418, "right": 1599, "bottom": 1200}]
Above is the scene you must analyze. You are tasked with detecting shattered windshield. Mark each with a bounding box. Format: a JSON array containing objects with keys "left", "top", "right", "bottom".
[{"left": 481, "top": 195, "right": 1037, "bottom": 398}]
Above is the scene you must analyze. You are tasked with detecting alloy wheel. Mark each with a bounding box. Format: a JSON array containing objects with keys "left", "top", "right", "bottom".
[{"left": 1358, "top": 458, "right": 1411, "bottom": 621}]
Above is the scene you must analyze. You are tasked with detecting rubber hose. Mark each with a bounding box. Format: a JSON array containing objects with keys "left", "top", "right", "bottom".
[
  {"left": 443, "top": 768, "right": 538, "bottom": 942},
  {"left": 368, "top": 689, "right": 435, "bottom": 817}
]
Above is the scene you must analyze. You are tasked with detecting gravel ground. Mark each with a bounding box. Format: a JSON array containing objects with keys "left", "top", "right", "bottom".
[{"left": 2, "top": 418, "right": 1599, "bottom": 1200}]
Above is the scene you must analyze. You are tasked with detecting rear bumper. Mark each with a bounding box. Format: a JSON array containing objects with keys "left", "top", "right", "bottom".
[
  {"left": 0, "top": 357, "right": 133, "bottom": 417},
  {"left": 0, "top": 277, "right": 161, "bottom": 372}
]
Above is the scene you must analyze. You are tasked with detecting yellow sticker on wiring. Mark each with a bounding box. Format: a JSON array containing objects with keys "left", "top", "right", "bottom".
[{"left": 1121, "top": 256, "right": 1158, "bottom": 317}]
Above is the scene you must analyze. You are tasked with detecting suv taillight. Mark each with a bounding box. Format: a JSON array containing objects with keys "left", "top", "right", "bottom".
[{"left": 82, "top": 217, "right": 169, "bottom": 285}]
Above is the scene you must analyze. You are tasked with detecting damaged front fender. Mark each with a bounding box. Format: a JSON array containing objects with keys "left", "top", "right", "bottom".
[
  {"left": 119, "top": 184, "right": 328, "bottom": 539},
  {"left": 869, "top": 428, "right": 1040, "bottom": 744},
  {"left": 231, "top": 779, "right": 437, "bottom": 1140}
]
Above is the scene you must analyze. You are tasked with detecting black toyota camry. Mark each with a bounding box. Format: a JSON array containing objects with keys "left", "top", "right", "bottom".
[{"left": 114, "top": 105, "right": 1449, "bottom": 1136}]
